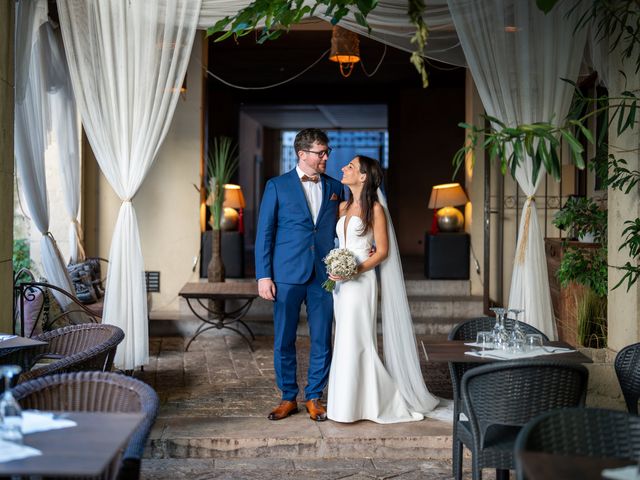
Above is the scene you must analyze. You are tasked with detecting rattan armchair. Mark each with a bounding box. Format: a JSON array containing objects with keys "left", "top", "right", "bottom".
[
  {"left": 514, "top": 407, "right": 640, "bottom": 480},
  {"left": 13, "top": 371, "right": 159, "bottom": 480},
  {"left": 2, "top": 323, "right": 124, "bottom": 383},
  {"left": 448, "top": 317, "right": 549, "bottom": 479},
  {"left": 614, "top": 342, "right": 640, "bottom": 414},
  {"left": 459, "top": 360, "right": 588, "bottom": 480}
]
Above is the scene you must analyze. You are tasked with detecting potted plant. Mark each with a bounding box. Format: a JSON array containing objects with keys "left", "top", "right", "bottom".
[
  {"left": 206, "top": 137, "right": 239, "bottom": 313},
  {"left": 552, "top": 196, "right": 608, "bottom": 347}
]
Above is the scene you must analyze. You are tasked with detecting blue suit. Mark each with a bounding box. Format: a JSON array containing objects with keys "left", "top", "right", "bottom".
[{"left": 255, "top": 169, "right": 344, "bottom": 401}]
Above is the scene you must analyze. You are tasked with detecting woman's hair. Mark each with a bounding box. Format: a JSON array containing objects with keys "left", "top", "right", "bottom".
[{"left": 346, "top": 155, "right": 384, "bottom": 236}]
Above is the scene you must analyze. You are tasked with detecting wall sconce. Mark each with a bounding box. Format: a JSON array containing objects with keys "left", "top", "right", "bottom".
[
  {"left": 329, "top": 26, "right": 360, "bottom": 78},
  {"left": 222, "top": 184, "right": 246, "bottom": 233},
  {"left": 428, "top": 183, "right": 468, "bottom": 233}
]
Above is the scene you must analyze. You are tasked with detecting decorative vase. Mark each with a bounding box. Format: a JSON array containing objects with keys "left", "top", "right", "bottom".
[{"left": 207, "top": 228, "right": 225, "bottom": 317}]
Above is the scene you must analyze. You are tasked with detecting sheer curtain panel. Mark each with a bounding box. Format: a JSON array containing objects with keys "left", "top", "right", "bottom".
[
  {"left": 449, "top": 0, "right": 589, "bottom": 339},
  {"left": 15, "top": 2, "right": 76, "bottom": 310},
  {"left": 57, "top": 0, "right": 201, "bottom": 369}
]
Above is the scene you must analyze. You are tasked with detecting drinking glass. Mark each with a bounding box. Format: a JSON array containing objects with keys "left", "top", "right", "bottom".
[
  {"left": 509, "top": 308, "right": 526, "bottom": 340},
  {"left": 0, "top": 365, "right": 23, "bottom": 444},
  {"left": 489, "top": 307, "right": 508, "bottom": 349},
  {"left": 525, "top": 334, "right": 544, "bottom": 352},
  {"left": 476, "top": 331, "right": 494, "bottom": 351}
]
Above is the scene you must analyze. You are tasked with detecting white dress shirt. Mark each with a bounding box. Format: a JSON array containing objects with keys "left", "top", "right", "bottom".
[{"left": 296, "top": 165, "right": 323, "bottom": 224}]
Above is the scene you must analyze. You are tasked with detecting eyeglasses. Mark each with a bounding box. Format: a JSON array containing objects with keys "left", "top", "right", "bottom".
[{"left": 302, "top": 148, "right": 332, "bottom": 158}]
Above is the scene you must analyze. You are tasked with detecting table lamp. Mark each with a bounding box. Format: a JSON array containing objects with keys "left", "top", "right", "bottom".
[
  {"left": 222, "top": 184, "right": 246, "bottom": 233},
  {"left": 428, "top": 183, "right": 468, "bottom": 233}
]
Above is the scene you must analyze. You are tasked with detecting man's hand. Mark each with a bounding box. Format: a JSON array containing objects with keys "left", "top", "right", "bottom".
[{"left": 258, "top": 278, "right": 276, "bottom": 301}]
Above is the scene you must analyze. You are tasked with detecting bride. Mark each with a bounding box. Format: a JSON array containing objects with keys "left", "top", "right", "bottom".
[{"left": 326, "top": 155, "right": 440, "bottom": 424}]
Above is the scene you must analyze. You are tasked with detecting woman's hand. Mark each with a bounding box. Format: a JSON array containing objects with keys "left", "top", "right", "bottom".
[{"left": 328, "top": 273, "right": 347, "bottom": 282}]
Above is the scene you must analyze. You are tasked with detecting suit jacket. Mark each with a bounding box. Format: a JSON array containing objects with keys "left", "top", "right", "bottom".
[{"left": 255, "top": 169, "right": 344, "bottom": 284}]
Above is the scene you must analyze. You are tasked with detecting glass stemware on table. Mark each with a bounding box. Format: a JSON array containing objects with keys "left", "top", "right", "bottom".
[
  {"left": 0, "top": 365, "right": 23, "bottom": 444},
  {"left": 488, "top": 307, "right": 509, "bottom": 350},
  {"left": 507, "top": 308, "right": 526, "bottom": 352}
]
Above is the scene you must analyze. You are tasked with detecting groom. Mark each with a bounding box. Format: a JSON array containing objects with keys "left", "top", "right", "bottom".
[{"left": 255, "top": 128, "right": 343, "bottom": 422}]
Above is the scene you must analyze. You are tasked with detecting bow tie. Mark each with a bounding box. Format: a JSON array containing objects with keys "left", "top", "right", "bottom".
[{"left": 301, "top": 174, "right": 319, "bottom": 183}]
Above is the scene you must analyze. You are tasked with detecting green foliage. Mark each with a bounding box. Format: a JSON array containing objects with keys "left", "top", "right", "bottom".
[
  {"left": 207, "top": 0, "right": 378, "bottom": 43},
  {"left": 572, "top": 0, "right": 640, "bottom": 74},
  {"left": 557, "top": 246, "right": 608, "bottom": 298},
  {"left": 408, "top": 0, "right": 429, "bottom": 88},
  {"left": 453, "top": 115, "right": 585, "bottom": 183},
  {"left": 535, "top": 0, "right": 560, "bottom": 15},
  {"left": 12, "top": 238, "right": 31, "bottom": 274},
  {"left": 552, "top": 196, "right": 607, "bottom": 243},
  {"left": 207, "top": 137, "right": 239, "bottom": 230},
  {"left": 575, "top": 288, "right": 607, "bottom": 348},
  {"left": 205, "top": 0, "right": 432, "bottom": 88}
]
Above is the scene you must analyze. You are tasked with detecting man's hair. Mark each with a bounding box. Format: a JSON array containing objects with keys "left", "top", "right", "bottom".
[{"left": 294, "top": 129, "right": 329, "bottom": 158}]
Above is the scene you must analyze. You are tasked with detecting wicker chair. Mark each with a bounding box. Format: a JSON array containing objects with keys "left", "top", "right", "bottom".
[
  {"left": 448, "top": 317, "right": 549, "bottom": 479},
  {"left": 514, "top": 408, "right": 640, "bottom": 480},
  {"left": 459, "top": 360, "right": 588, "bottom": 480},
  {"left": 614, "top": 342, "right": 640, "bottom": 414},
  {"left": 1, "top": 323, "right": 124, "bottom": 383},
  {"left": 13, "top": 371, "right": 159, "bottom": 480}
]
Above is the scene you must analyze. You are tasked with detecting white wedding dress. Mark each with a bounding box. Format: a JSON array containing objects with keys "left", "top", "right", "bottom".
[{"left": 326, "top": 214, "right": 436, "bottom": 423}]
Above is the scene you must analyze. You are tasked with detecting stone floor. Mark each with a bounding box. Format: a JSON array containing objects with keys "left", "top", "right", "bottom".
[{"left": 135, "top": 334, "right": 492, "bottom": 479}]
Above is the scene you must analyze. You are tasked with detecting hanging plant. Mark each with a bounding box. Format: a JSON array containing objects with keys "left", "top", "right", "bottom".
[{"left": 206, "top": 0, "right": 431, "bottom": 87}]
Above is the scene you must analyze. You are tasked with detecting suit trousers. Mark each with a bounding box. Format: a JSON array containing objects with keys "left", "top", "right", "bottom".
[{"left": 273, "top": 271, "right": 334, "bottom": 401}]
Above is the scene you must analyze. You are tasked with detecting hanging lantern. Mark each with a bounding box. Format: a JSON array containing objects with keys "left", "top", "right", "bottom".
[{"left": 329, "top": 26, "right": 360, "bottom": 78}]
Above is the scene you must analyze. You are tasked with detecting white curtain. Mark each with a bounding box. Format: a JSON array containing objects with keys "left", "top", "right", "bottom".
[
  {"left": 449, "top": 0, "right": 589, "bottom": 339},
  {"left": 197, "top": 0, "right": 466, "bottom": 66},
  {"left": 43, "top": 26, "right": 85, "bottom": 264},
  {"left": 15, "top": 1, "right": 76, "bottom": 310},
  {"left": 57, "top": 0, "right": 201, "bottom": 369}
]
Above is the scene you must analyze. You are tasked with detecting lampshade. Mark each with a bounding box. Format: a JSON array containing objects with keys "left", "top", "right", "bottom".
[
  {"left": 223, "top": 184, "right": 245, "bottom": 209},
  {"left": 329, "top": 26, "right": 360, "bottom": 78},
  {"left": 428, "top": 183, "right": 468, "bottom": 209}
]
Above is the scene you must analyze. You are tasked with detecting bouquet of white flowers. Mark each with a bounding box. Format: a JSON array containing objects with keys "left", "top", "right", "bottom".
[{"left": 322, "top": 248, "right": 358, "bottom": 292}]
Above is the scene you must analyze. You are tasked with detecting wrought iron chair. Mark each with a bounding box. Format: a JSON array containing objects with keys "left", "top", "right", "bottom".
[
  {"left": 614, "top": 342, "right": 640, "bottom": 414},
  {"left": 514, "top": 407, "right": 640, "bottom": 480},
  {"left": 448, "top": 316, "right": 549, "bottom": 479},
  {"left": 13, "top": 371, "right": 159, "bottom": 480},
  {"left": 0, "top": 323, "right": 124, "bottom": 383},
  {"left": 459, "top": 360, "right": 588, "bottom": 480}
]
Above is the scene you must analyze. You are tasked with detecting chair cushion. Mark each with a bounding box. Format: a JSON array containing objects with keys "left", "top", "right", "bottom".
[{"left": 15, "top": 287, "right": 44, "bottom": 337}]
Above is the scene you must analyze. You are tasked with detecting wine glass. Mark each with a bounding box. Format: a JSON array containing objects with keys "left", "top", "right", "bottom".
[
  {"left": 508, "top": 308, "right": 526, "bottom": 352},
  {"left": 489, "top": 307, "right": 508, "bottom": 349},
  {"left": 0, "top": 365, "right": 23, "bottom": 444}
]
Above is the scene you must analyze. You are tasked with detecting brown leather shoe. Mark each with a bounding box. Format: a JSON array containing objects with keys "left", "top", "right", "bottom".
[
  {"left": 305, "top": 398, "right": 327, "bottom": 422},
  {"left": 268, "top": 400, "right": 298, "bottom": 421}
]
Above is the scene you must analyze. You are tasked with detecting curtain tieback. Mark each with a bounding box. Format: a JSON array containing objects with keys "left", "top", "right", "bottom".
[{"left": 516, "top": 196, "right": 536, "bottom": 265}]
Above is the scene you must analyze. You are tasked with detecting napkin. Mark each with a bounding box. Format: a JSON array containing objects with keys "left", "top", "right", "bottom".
[
  {"left": 0, "top": 439, "right": 42, "bottom": 463},
  {"left": 465, "top": 346, "right": 575, "bottom": 360},
  {"left": 0, "top": 334, "right": 17, "bottom": 343},
  {"left": 602, "top": 465, "right": 639, "bottom": 480},
  {"left": 22, "top": 410, "right": 77, "bottom": 434}
]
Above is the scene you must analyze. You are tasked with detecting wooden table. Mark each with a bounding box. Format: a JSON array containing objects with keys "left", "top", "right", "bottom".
[
  {"left": 0, "top": 335, "right": 47, "bottom": 354},
  {"left": 179, "top": 282, "right": 259, "bottom": 351},
  {"left": 518, "top": 451, "right": 636, "bottom": 480},
  {"left": 423, "top": 340, "right": 593, "bottom": 364},
  {"left": 0, "top": 411, "right": 144, "bottom": 477}
]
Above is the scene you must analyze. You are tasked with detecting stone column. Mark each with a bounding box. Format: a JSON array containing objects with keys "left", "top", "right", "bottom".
[
  {"left": 607, "top": 45, "right": 640, "bottom": 351},
  {"left": 0, "top": 0, "right": 15, "bottom": 333}
]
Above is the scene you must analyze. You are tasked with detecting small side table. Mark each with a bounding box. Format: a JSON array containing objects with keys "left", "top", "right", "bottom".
[
  {"left": 179, "top": 282, "right": 258, "bottom": 351},
  {"left": 424, "top": 232, "right": 470, "bottom": 279}
]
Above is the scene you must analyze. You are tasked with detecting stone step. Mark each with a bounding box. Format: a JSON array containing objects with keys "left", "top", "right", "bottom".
[
  {"left": 404, "top": 279, "right": 470, "bottom": 296},
  {"left": 176, "top": 292, "right": 481, "bottom": 320},
  {"left": 147, "top": 414, "right": 452, "bottom": 460}
]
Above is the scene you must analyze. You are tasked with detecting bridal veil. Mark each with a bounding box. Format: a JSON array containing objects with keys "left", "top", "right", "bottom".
[{"left": 377, "top": 188, "right": 440, "bottom": 414}]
